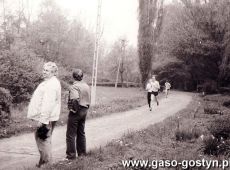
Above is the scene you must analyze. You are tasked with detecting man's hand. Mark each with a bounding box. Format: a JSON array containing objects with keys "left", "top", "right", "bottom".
[
  {"left": 68, "top": 99, "right": 74, "bottom": 110},
  {"left": 68, "top": 99, "right": 79, "bottom": 112}
]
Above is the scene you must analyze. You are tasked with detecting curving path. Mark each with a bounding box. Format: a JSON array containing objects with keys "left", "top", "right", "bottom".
[{"left": 0, "top": 91, "right": 192, "bottom": 170}]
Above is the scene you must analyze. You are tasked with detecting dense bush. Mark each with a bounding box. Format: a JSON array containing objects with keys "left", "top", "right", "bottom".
[
  {"left": 175, "top": 127, "right": 201, "bottom": 141},
  {"left": 204, "top": 107, "right": 222, "bottom": 115},
  {"left": 209, "top": 116, "right": 230, "bottom": 140},
  {"left": 219, "top": 87, "right": 230, "bottom": 94},
  {"left": 223, "top": 100, "right": 230, "bottom": 108},
  {"left": 0, "top": 87, "right": 12, "bottom": 127},
  {"left": 0, "top": 50, "right": 42, "bottom": 103},
  {"left": 201, "top": 136, "right": 220, "bottom": 156},
  {"left": 153, "top": 1, "right": 230, "bottom": 91},
  {"left": 202, "top": 136, "right": 230, "bottom": 156},
  {"left": 202, "top": 80, "right": 218, "bottom": 94}
]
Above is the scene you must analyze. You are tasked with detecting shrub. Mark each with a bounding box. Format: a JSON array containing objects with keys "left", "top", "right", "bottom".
[
  {"left": 201, "top": 136, "right": 230, "bottom": 156},
  {"left": 217, "top": 140, "right": 230, "bottom": 157},
  {"left": 0, "top": 50, "right": 42, "bottom": 103},
  {"left": 204, "top": 107, "right": 222, "bottom": 115},
  {"left": 209, "top": 116, "right": 230, "bottom": 140},
  {"left": 219, "top": 87, "right": 230, "bottom": 94},
  {"left": 175, "top": 127, "right": 201, "bottom": 141},
  {"left": 202, "top": 80, "right": 218, "bottom": 94},
  {"left": 223, "top": 100, "right": 230, "bottom": 108},
  {"left": 201, "top": 136, "right": 219, "bottom": 156},
  {"left": 0, "top": 87, "right": 12, "bottom": 127},
  {"left": 202, "top": 115, "right": 230, "bottom": 156}
]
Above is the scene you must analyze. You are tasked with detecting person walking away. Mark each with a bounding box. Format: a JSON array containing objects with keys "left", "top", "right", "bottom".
[
  {"left": 66, "top": 69, "right": 91, "bottom": 160},
  {"left": 165, "top": 80, "right": 171, "bottom": 98},
  {"left": 146, "top": 78, "right": 153, "bottom": 111},
  {"left": 27, "top": 62, "right": 61, "bottom": 168},
  {"left": 151, "top": 75, "right": 160, "bottom": 106}
]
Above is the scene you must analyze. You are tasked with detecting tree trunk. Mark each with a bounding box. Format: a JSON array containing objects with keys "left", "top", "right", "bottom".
[{"left": 138, "top": 0, "right": 164, "bottom": 88}]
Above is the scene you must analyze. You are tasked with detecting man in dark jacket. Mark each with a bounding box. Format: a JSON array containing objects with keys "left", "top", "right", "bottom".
[{"left": 66, "top": 69, "right": 91, "bottom": 160}]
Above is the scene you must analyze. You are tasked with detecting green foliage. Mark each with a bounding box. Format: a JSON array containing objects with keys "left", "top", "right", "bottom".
[
  {"left": 201, "top": 136, "right": 219, "bottom": 156},
  {"left": 138, "top": 0, "right": 164, "bottom": 86},
  {"left": 0, "top": 50, "right": 42, "bottom": 103},
  {"left": 175, "top": 127, "right": 201, "bottom": 141},
  {"left": 202, "top": 80, "right": 218, "bottom": 94},
  {"left": 209, "top": 115, "right": 230, "bottom": 140},
  {"left": 101, "top": 40, "right": 140, "bottom": 83},
  {"left": 155, "top": 0, "right": 230, "bottom": 90},
  {"left": 201, "top": 136, "right": 230, "bottom": 156},
  {"left": 204, "top": 107, "right": 222, "bottom": 115},
  {"left": 0, "top": 87, "right": 12, "bottom": 127},
  {"left": 223, "top": 100, "right": 230, "bottom": 108},
  {"left": 29, "top": 1, "right": 94, "bottom": 74}
]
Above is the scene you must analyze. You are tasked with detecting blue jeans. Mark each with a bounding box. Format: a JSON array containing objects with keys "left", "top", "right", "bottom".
[{"left": 66, "top": 107, "right": 88, "bottom": 159}]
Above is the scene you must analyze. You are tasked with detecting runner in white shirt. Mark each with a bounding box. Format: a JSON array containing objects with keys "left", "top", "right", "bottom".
[
  {"left": 165, "top": 80, "right": 171, "bottom": 98},
  {"left": 151, "top": 75, "right": 160, "bottom": 106},
  {"left": 146, "top": 78, "right": 153, "bottom": 111}
]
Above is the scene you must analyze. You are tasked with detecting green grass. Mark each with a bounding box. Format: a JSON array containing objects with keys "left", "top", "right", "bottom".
[
  {"left": 1, "top": 86, "right": 147, "bottom": 138},
  {"left": 36, "top": 93, "right": 230, "bottom": 170}
]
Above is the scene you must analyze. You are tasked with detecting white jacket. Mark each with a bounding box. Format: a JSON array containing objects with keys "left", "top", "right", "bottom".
[{"left": 27, "top": 76, "right": 61, "bottom": 124}]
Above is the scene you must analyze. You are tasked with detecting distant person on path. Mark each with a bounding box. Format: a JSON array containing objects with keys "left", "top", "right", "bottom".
[
  {"left": 66, "top": 69, "right": 91, "bottom": 160},
  {"left": 165, "top": 80, "right": 171, "bottom": 98},
  {"left": 151, "top": 75, "right": 160, "bottom": 106},
  {"left": 27, "top": 62, "right": 61, "bottom": 168},
  {"left": 146, "top": 78, "right": 154, "bottom": 111}
]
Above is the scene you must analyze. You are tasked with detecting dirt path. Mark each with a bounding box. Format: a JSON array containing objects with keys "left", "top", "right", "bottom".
[{"left": 0, "top": 91, "right": 192, "bottom": 170}]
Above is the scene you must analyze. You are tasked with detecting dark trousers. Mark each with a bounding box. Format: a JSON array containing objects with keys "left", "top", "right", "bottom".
[
  {"left": 147, "top": 92, "right": 152, "bottom": 108},
  {"left": 66, "top": 107, "right": 88, "bottom": 159}
]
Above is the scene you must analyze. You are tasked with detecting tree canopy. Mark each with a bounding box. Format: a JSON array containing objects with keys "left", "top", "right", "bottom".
[{"left": 140, "top": 0, "right": 230, "bottom": 91}]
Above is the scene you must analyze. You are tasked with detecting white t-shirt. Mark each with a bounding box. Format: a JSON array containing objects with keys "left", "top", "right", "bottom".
[
  {"left": 146, "top": 83, "right": 153, "bottom": 92},
  {"left": 165, "top": 82, "right": 171, "bottom": 90},
  {"left": 151, "top": 81, "right": 160, "bottom": 92}
]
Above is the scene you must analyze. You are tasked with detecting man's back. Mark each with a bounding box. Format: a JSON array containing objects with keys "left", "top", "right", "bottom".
[{"left": 70, "top": 81, "right": 90, "bottom": 108}]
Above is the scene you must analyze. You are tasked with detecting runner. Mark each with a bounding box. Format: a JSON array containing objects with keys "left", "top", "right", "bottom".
[
  {"left": 165, "top": 80, "right": 171, "bottom": 98},
  {"left": 146, "top": 78, "right": 153, "bottom": 111},
  {"left": 151, "top": 75, "right": 160, "bottom": 106}
]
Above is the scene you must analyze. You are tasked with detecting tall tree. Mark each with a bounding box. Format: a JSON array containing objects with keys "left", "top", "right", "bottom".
[
  {"left": 101, "top": 39, "right": 140, "bottom": 84},
  {"left": 138, "top": 0, "right": 164, "bottom": 87},
  {"left": 155, "top": 0, "right": 230, "bottom": 90}
]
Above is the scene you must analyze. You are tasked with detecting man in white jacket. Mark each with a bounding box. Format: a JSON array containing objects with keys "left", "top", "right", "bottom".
[{"left": 27, "top": 62, "right": 61, "bottom": 168}]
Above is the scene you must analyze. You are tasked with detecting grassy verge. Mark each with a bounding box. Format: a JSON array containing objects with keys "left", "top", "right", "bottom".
[
  {"left": 36, "top": 93, "right": 230, "bottom": 170},
  {"left": 0, "top": 86, "right": 147, "bottom": 138}
]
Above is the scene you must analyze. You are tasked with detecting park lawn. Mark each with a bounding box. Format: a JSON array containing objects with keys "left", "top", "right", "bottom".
[
  {"left": 0, "top": 86, "right": 147, "bottom": 139},
  {"left": 38, "top": 93, "right": 230, "bottom": 170}
]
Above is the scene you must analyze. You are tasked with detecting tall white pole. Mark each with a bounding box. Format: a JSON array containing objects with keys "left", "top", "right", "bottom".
[{"left": 91, "top": 0, "right": 102, "bottom": 106}]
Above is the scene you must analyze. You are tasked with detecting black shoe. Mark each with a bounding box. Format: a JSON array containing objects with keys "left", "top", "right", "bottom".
[
  {"left": 35, "top": 164, "right": 40, "bottom": 168},
  {"left": 149, "top": 107, "right": 152, "bottom": 111},
  {"left": 36, "top": 163, "right": 46, "bottom": 168}
]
